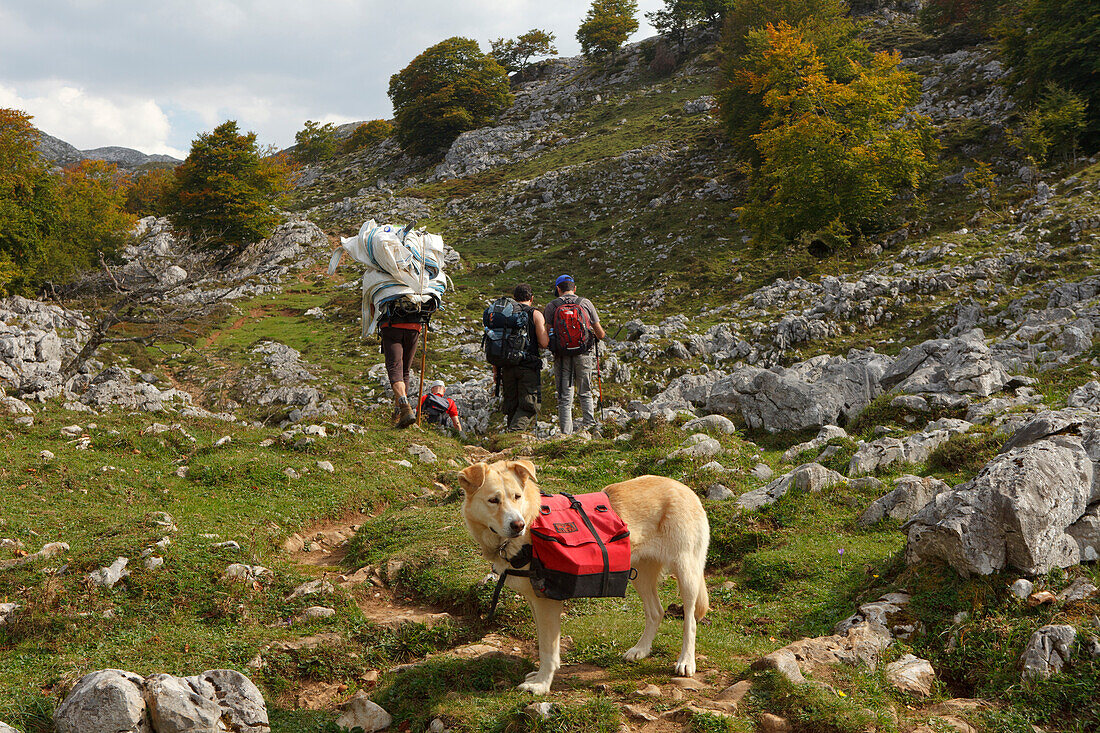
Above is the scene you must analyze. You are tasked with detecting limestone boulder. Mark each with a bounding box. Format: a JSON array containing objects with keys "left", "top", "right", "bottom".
[
  {"left": 1067, "top": 504, "right": 1100, "bottom": 561},
  {"left": 1020, "top": 625, "right": 1076, "bottom": 681},
  {"left": 336, "top": 691, "right": 392, "bottom": 732},
  {"left": 737, "top": 463, "right": 844, "bottom": 510},
  {"left": 905, "top": 436, "right": 1094, "bottom": 576},
  {"left": 885, "top": 654, "right": 936, "bottom": 696},
  {"left": 880, "top": 330, "right": 1009, "bottom": 398},
  {"left": 860, "top": 475, "right": 951, "bottom": 526},
  {"left": 54, "top": 669, "right": 151, "bottom": 733},
  {"left": 848, "top": 419, "right": 971, "bottom": 476}
]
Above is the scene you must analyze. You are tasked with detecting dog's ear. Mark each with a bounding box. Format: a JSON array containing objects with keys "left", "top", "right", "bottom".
[
  {"left": 508, "top": 459, "right": 537, "bottom": 487},
  {"left": 459, "top": 463, "right": 488, "bottom": 495}
]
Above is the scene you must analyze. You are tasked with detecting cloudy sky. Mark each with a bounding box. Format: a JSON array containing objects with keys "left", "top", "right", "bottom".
[{"left": 0, "top": 0, "right": 664, "bottom": 158}]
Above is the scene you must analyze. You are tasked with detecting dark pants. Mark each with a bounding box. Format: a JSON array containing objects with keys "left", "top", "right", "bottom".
[
  {"left": 500, "top": 365, "right": 541, "bottom": 432},
  {"left": 380, "top": 326, "right": 419, "bottom": 389}
]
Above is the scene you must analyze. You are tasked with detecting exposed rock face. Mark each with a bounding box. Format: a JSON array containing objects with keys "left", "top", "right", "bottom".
[
  {"left": 1067, "top": 504, "right": 1100, "bottom": 562},
  {"left": 860, "top": 475, "right": 952, "bottom": 526},
  {"left": 0, "top": 296, "right": 89, "bottom": 397},
  {"left": 880, "top": 330, "right": 1009, "bottom": 398},
  {"left": 708, "top": 350, "right": 890, "bottom": 432},
  {"left": 232, "top": 341, "right": 338, "bottom": 423},
  {"left": 336, "top": 691, "right": 393, "bottom": 732},
  {"left": 80, "top": 367, "right": 192, "bottom": 412},
  {"left": 55, "top": 669, "right": 269, "bottom": 733},
  {"left": 737, "top": 463, "right": 845, "bottom": 510},
  {"left": 905, "top": 436, "right": 1095, "bottom": 576},
  {"left": 1020, "top": 625, "right": 1077, "bottom": 680},
  {"left": 681, "top": 414, "right": 736, "bottom": 434}
]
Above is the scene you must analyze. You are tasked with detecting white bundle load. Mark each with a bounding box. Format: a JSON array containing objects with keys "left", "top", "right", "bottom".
[{"left": 328, "top": 219, "right": 449, "bottom": 336}]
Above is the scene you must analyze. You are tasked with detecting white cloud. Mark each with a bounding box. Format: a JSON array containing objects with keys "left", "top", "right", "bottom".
[{"left": 0, "top": 82, "right": 186, "bottom": 157}]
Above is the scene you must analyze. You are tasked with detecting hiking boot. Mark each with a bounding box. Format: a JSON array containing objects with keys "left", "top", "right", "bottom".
[{"left": 396, "top": 403, "right": 416, "bottom": 428}]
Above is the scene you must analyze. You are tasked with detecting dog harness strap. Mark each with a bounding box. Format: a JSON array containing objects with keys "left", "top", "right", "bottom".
[
  {"left": 508, "top": 544, "right": 533, "bottom": 569},
  {"left": 561, "top": 492, "right": 611, "bottom": 595}
]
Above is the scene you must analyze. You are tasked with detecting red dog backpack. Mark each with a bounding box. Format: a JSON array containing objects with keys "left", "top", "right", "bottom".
[{"left": 488, "top": 492, "right": 632, "bottom": 617}]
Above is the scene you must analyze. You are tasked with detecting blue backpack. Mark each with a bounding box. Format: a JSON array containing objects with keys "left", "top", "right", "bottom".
[{"left": 483, "top": 297, "right": 532, "bottom": 367}]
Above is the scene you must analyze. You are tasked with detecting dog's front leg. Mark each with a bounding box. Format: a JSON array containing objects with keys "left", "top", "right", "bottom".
[{"left": 517, "top": 595, "right": 563, "bottom": 694}]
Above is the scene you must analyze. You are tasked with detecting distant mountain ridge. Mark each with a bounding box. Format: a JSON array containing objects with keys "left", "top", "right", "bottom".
[{"left": 34, "top": 129, "right": 181, "bottom": 169}]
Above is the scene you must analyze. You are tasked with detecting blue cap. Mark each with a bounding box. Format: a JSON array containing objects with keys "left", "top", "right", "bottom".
[{"left": 555, "top": 275, "right": 574, "bottom": 288}]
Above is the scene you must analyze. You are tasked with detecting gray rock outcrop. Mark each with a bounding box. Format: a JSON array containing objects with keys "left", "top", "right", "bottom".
[
  {"left": 884, "top": 654, "right": 936, "bottom": 696},
  {"left": 55, "top": 669, "right": 151, "bottom": 733},
  {"left": 849, "top": 419, "right": 971, "bottom": 476},
  {"left": 737, "top": 463, "right": 845, "bottom": 510},
  {"left": 905, "top": 436, "right": 1096, "bottom": 575},
  {"left": 880, "top": 330, "right": 1009, "bottom": 398},
  {"left": 1067, "top": 504, "right": 1100, "bottom": 562}
]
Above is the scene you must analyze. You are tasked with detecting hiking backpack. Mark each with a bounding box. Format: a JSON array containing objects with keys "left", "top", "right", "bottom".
[
  {"left": 488, "top": 492, "right": 632, "bottom": 617},
  {"left": 549, "top": 298, "right": 594, "bottom": 356},
  {"left": 421, "top": 393, "right": 451, "bottom": 426},
  {"left": 482, "top": 297, "right": 533, "bottom": 367}
]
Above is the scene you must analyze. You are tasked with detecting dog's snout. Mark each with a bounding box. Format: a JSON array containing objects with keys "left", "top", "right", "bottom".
[{"left": 509, "top": 518, "right": 526, "bottom": 536}]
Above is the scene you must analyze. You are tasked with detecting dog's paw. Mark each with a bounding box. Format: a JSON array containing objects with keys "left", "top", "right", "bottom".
[
  {"left": 623, "top": 645, "right": 651, "bottom": 661},
  {"left": 517, "top": 679, "right": 552, "bottom": 695},
  {"left": 673, "top": 658, "right": 697, "bottom": 677}
]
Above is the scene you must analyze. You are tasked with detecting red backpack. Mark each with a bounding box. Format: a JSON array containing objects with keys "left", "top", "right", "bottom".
[
  {"left": 488, "top": 492, "right": 632, "bottom": 617},
  {"left": 550, "top": 297, "right": 595, "bottom": 355}
]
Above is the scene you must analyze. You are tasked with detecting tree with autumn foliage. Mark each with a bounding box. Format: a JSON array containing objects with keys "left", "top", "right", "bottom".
[
  {"left": 167, "top": 120, "right": 293, "bottom": 252},
  {"left": 0, "top": 108, "right": 56, "bottom": 293},
  {"left": 388, "top": 38, "right": 513, "bottom": 158},
  {"left": 735, "top": 22, "right": 937, "bottom": 250},
  {"left": 343, "top": 120, "right": 394, "bottom": 153},
  {"left": 577, "top": 0, "right": 640, "bottom": 60},
  {"left": 124, "top": 167, "right": 175, "bottom": 217}
]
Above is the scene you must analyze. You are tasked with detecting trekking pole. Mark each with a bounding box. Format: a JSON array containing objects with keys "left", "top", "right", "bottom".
[
  {"left": 596, "top": 340, "right": 603, "bottom": 422},
  {"left": 416, "top": 318, "right": 428, "bottom": 428}
]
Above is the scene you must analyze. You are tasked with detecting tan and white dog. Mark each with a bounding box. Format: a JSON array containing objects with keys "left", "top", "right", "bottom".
[{"left": 459, "top": 459, "right": 710, "bottom": 694}]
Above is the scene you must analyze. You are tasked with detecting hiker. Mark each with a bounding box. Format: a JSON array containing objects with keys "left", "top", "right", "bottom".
[
  {"left": 544, "top": 275, "right": 605, "bottom": 434},
  {"left": 419, "top": 380, "right": 462, "bottom": 432},
  {"left": 379, "top": 306, "right": 424, "bottom": 428},
  {"left": 486, "top": 284, "right": 549, "bottom": 432}
]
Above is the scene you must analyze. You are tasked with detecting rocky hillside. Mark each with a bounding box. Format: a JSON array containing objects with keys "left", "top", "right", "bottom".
[{"left": 2, "top": 6, "right": 1100, "bottom": 733}]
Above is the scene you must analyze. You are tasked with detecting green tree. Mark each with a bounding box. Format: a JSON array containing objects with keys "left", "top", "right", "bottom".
[
  {"left": 293, "top": 120, "right": 338, "bottom": 163},
  {"left": 648, "top": 0, "right": 731, "bottom": 48},
  {"left": 40, "top": 160, "right": 135, "bottom": 285},
  {"left": 998, "top": 0, "right": 1100, "bottom": 146},
  {"left": 167, "top": 120, "right": 293, "bottom": 251},
  {"left": 491, "top": 29, "right": 559, "bottom": 73},
  {"left": 0, "top": 108, "right": 57, "bottom": 294},
  {"left": 577, "top": 0, "right": 640, "bottom": 60},
  {"left": 388, "top": 37, "right": 513, "bottom": 158},
  {"left": 738, "top": 23, "right": 937, "bottom": 250},
  {"left": 918, "top": 0, "right": 1009, "bottom": 37},
  {"left": 717, "top": 0, "right": 868, "bottom": 159},
  {"left": 1019, "top": 83, "right": 1088, "bottom": 163},
  {"left": 343, "top": 119, "right": 394, "bottom": 153}
]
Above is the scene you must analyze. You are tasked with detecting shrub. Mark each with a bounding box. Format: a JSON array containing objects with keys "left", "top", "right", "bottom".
[
  {"left": 292, "top": 120, "right": 338, "bottom": 163},
  {"left": 388, "top": 38, "right": 513, "bottom": 158},
  {"left": 648, "top": 40, "right": 678, "bottom": 76},
  {"left": 577, "top": 0, "right": 640, "bottom": 60},
  {"left": 490, "top": 29, "right": 559, "bottom": 73},
  {"left": 166, "top": 120, "right": 293, "bottom": 251},
  {"left": 1019, "top": 83, "right": 1089, "bottom": 163},
  {"left": 343, "top": 119, "right": 393, "bottom": 153}
]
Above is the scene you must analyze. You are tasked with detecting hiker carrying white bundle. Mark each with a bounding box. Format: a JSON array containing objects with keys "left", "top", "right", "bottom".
[{"left": 329, "top": 219, "right": 450, "bottom": 427}]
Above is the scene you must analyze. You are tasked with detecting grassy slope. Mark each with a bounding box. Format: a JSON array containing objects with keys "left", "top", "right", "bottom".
[{"left": 4, "top": 22, "right": 1100, "bottom": 733}]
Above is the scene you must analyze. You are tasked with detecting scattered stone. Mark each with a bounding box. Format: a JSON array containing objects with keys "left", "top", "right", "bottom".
[
  {"left": 668, "top": 434, "right": 722, "bottom": 460},
  {"left": 38, "top": 449, "right": 54, "bottom": 462},
  {"left": 1067, "top": 503, "right": 1100, "bottom": 561},
  {"left": 211, "top": 540, "right": 241, "bottom": 551},
  {"left": 214, "top": 435, "right": 232, "bottom": 447},
  {"left": 336, "top": 691, "right": 392, "bottom": 732},
  {"left": 60, "top": 425, "right": 83, "bottom": 437},
  {"left": 409, "top": 444, "right": 437, "bottom": 463},
  {"left": 717, "top": 680, "right": 753, "bottom": 703},
  {"left": 681, "top": 414, "right": 736, "bottom": 435},
  {"left": 143, "top": 556, "right": 164, "bottom": 571},
  {"left": 1009, "top": 579, "right": 1034, "bottom": 599},
  {"left": 759, "top": 712, "right": 792, "bottom": 733},
  {"left": 635, "top": 683, "right": 662, "bottom": 697},
  {"left": 294, "top": 606, "right": 336, "bottom": 624},
  {"left": 0, "top": 602, "right": 21, "bottom": 626},
  {"left": 752, "top": 648, "right": 806, "bottom": 684},
  {"left": 885, "top": 654, "right": 936, "bottom": 696},
  {"left": 670, "top": 676, "right": 706, "bottom": 690},
  {"left": 706, "top": 483, "right": 733, "bottom": 500},
  {"left": 224, "top": 564, "right": 272, "bottom": 584},
  {"left": 523, "top": 702, "right": 555, "bottom": 721},
  {"left": 1021, "top": 625, "right": 1077, "bottom": 680},
  {"left": 0, "top": 721, "right": 19, "bottom": 733},
  {"left": 316, "top": 460, "right": 335, "bottom": 473},
  {"left": 782, "top": 425, "right": 848, "bottom": 463},
  {"left": 429, "top": 719, "right": 445, "bottom": 733},
  {"left": 87, "top": 557, "right": 129, "bottom": 589},
  {"left": 0, "top": 541, "right": 68, "bottom": 569},
  {"left": 751, "top": 463, "right": 774, "bottom": 481},
  {"left": 621, "top": 704, "right": 656, "bottom": 721},
  {"left": 1028, "top": 591, "right": 1057, "bottom": 606},
  {"left": 149, "top": 512, "right": 177, "bottom": 532},
  {"left": 1056, "top": 577, "right": 1098, "bottom": 603},
  {"left": 737, "top": 463, "right": 844, "bottom": 510},
  {"left": 392, "top": 460, "right": 413, "bottom": 468},
  {"left": 54, "top": 669, "right": 150, "bottom": 733},
  {"left": 287, "top": 579, "right": 335, "bottom": 600},
  {"left": 284, "top": 467, "right": 301, "bottom": 480}
]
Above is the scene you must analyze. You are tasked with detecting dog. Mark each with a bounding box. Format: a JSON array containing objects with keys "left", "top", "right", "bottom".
[{"left": 459, "top": 459, "right": 710, "bottom": 694}]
